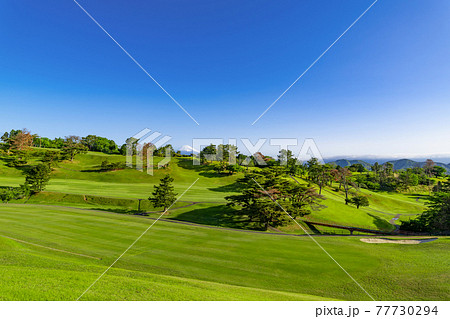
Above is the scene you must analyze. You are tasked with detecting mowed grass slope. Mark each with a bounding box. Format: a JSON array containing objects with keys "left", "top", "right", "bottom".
[
  {"left": 0, "top": 153, "right": 238, "bottom": 201},
  {"left": 0, "top": 151, "right": 431, "bottom": 230},
  {"left": 0, "top": 205, "right": 448, "bottom": 301}
]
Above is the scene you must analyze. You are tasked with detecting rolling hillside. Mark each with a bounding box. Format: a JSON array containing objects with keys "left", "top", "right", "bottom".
[{"left": 0, "top": 151, "right": 427, "bottom": 233}]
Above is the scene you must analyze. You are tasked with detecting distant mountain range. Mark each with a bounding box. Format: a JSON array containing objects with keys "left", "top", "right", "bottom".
[{"left": 326, "top": 158, "right": 450, "bottom": 173}]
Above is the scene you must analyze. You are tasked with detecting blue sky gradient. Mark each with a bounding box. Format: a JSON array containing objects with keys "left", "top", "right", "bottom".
[{"left": 1, "top": 0, "right": 449, "bottom": 157}]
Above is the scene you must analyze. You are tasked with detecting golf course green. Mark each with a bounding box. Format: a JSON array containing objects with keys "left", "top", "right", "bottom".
[{"left": 0, "top": 151, "right": 448, "bottom": 300}]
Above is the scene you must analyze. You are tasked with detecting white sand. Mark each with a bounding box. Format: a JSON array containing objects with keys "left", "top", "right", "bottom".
[{"left": 360, "top": 238, "right": 438, "bottom": 244}]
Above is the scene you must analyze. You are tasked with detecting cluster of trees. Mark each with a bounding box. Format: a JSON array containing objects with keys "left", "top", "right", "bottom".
[
  {"left": 120, "top": 137, "right": 178, "bottom": 159},
  {"left": 0, "top": 130, "right": 87, "bottom": 201},
  {"left": 196, "top": 146, "right": 371, "bottom": 210},
  {"left": 301, "top": 158, "right": 369, "bottom": 208},
  {"left": 0, "top": 185, "right": 30, "bottom": 203},
  {"left": 34, "top": 134, "right": 118, "bottom": 154},
  {"left": 80, "top": 135, "right": 119, "bottom": 154},
  {"left": 0, "top": 129, "right": 89, "bottom": 166},
  {"left": 225, "top": 167, "right": 324, "bottom": 230},
  {"left": 1, "top": 129, "right": 119, "bottom": 155},
  {"left": 211, "top": 161, "right": 243, "bottom": 175},
  {"left": 0, "top": 163, "right": 52, "bottom": 203},
  {"left": 294, "top": 157, "right": 441, "bottom": 195},
  {"left": 400, "top": 178, "right": 450, "bottom": 233},
  {"left": 148, "top": 168, "right": 325, "bottom": 232},
  {"left": 199, "top": 144, "right": 244, "bottom": 175},
  {"left": 353, "top": 161, "right": 439, "bottom": 192},
  {"left": 199, "top": 144, "right": 238, "bottom": 163},
  {"left": 1, "top": 129, "right": 35, "bottom": 165}
]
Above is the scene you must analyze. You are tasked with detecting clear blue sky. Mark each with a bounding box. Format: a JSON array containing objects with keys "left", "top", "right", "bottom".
[{"left": 1, "top": 0, "right": 449, "bottom": 158}]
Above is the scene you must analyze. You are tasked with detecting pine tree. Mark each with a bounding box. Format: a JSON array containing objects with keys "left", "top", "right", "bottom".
[
  {"left": 148, "top": 174, "right": 178, "bottom": 213},
  {"left": 25, "top": 164, "right": 51, "bottom": 192}
]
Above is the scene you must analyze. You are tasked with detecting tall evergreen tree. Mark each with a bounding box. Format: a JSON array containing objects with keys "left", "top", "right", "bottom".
[
  {"left": 25, "top": 164, "right": 51, "bottom": 192},
  {"left": 148, "top": 174, "right": 178, "bottom": 213}
]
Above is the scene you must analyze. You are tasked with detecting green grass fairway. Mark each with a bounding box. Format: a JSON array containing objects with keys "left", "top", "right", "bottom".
[
  {"left": 0, "top": 152, "right": 431, "bottom": 231},
  {"left": 0, "top": 205, "right": 448, "bottom": 300}
]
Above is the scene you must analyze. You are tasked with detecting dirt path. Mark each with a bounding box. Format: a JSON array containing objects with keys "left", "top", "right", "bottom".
[{"left": 389, "top": 214, "right": 401, "bottom": 231}]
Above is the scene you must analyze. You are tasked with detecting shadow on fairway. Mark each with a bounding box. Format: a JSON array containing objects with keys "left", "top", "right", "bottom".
[
  {"left": 0, "top": 157, "right": 32, "bottom": 174},
  {"left": 407, "top": 193, "right": 428, "bottom": 202},
  {"left": 170, "top": 204, "right": 261, "bottom": 230},
  {"left": 208, "top": 181, "right": 243, "bottom": 193},
  {"left": 176, "top": 158, "right": 228, "bottom": 178},
  {"left": 367, "top": 213, "right": 394, "bottom": 231}
]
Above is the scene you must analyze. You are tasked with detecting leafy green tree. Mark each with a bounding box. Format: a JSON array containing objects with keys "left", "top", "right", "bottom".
[
  {"left": 306, "top": 157, "right": 321, "bottom": 182},
  {"left": 61, "top": 136, "right": 88, "bottom": 161},
  {"left": 409, "top": 172, "right": 420, "bottom": 186},
  {"left": 148, "top": 174, "right": 178, "bottom": 213},
  {"left": 277, "top": 149, "right": 293, "bottom": 166},
  {"left": 382, "top": 162, "right": 394, "bottom": 179},
  {"left": 293, "top": 163, "right": 308, "bottom": 178},
  {"left": 349, "top": 163, "right": 367, "bottom": 172},
  {"left": 226, "top": 171, "right": 323, "bottom": 230},
  {"left": 0, "top": 188, "right": 15, "bottom": 203},
  {"left": 0, "top": 185, "right": 30, "bottom": 203},
  {"left": 225, "top": 174, "right": 286, "bottom": 230},
  {"left": 227, "top": 164, "right": 243, "bottom": 175},
  {"left": 199, "top": 144, "right": 217, "bottom": 164},
  {"left": 42, "top": 150, "right": 61, "bottom": 166},
  {"left": 211, "top": 161, "right": 228, "bottom": 174},
  {"left": 347, "top": 195, "right": 369, "bottom": 209},
  {"left": 423, "top": 159, "right": 435, "bottom": 177},
  {"left": 316, "top": 164, "right": 332, "bottom": 194},
  {"left": 155, "top": 144, "right": 175, "bottom": 157},
  {"left": 433, "top": 166, "right": 447, "bottom": 178},
  {"left": 1, "top": 129, "right": 21, "bottom": 154},
  {"left": 237, "top": 154, "right": 248, "bottom": 165},
  {"left": 400, "top": 178, "right": 450, "bottom": 233},
  {"left": 334, "top": 167, "right": 354, "bottom": 202},
  {"left": 217, "top": 144, "right": 238, "bottom": 163},
  {"left": 82, "top": 135, "right": 119, "bottom": 154},
  {"left": 25, "top": 164, "right": 51, "bottom": 192},
  {"left": 372, "top": 162, "right": 381, "bottom": 181},
  {"left": 353, "top": 174, "right": 368, "bottom": 188}
]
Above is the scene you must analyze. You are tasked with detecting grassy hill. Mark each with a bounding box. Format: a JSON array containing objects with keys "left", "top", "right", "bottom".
[
  {"left": 0, "top": 151, "right": 427, "bottom": 232},
  {"left": 0, "top": 151, "right": 448, "bottom": 300},
  {"left": 0, "top": 205, "right": 448, "bottom": 301}
]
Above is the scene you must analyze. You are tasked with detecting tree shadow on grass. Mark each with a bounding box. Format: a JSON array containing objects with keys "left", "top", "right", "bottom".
[
  {"left": 208, "top": 181, "right": 243, "bottom": 193},
  {"left": 176, "top": 158, "right": 227, "bottom": 178},
  {"left": 0, "top": 157, "right": 31, "bottom": 174},
  {"left": 406, "top": 193, "right": 429, "bottom": 202},
  {"left": 367, "top": 213, "right": 394, "bottom": 231},
  {"left": 170, "top": 204, "right": 261, "bottom": 230},
  {"left": 88, "top": 207, "right": 141, "bottom": 215}
]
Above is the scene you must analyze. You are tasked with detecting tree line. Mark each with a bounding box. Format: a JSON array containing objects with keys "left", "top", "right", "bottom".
[{"left": 400, "top": 177, "right": 450, "bottom": 234}]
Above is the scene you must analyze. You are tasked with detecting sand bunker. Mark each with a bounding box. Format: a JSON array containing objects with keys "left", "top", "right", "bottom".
[{"left": 360, "top": 238, "right": 438, "bottom": 244}]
